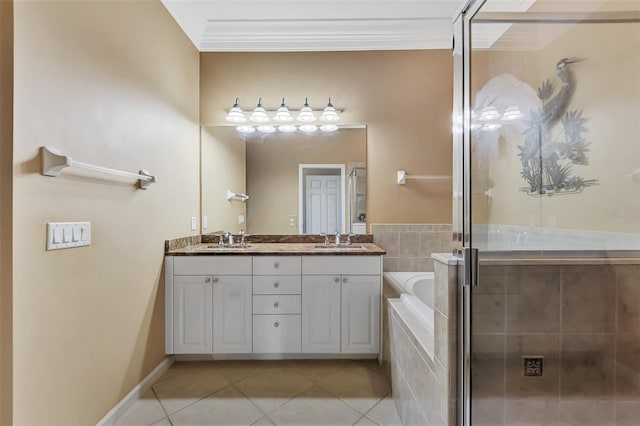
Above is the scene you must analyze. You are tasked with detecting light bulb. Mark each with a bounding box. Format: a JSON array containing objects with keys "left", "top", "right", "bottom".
[
  {"left": 257, "top": 125, "right": 276, "bottom": 133},
  {"left": 479, "top": 106, "right": 500, "bottom": 122},
  {"left": 250, "top": 98, "right": 269, "bottom": 123},
  {"left": 501, "top": 106, "right": 524, "bottom": 121},
  {"left": 320, "top": 124, "right": 338, "bottom": 132},
  {"left": 236, "top": 125, "right": 256, "bottom": 134},
  {"left": 225, "top": 98, "right": 247, "bottom": 123},
  {"left": 278, "top": 124, "right": 297, "bottom": 133},
  {"left": 273, "top": 98, "right": 293, "bottom": 122},
  {"left": 320, "top": 98, "right": 340, "bottom": 122},
  {"left": 297, "top": 98, "right": 316, "bottom": 123},
  {"left": 299, "top": 124, "right": 318, "bottom": 133}
]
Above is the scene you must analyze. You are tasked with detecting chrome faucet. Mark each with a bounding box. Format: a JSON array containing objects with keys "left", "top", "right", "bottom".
[
  {"left": 346, "top": 233, "right": 356, "bottom": 245},
  {"left": 335, "top": 229, "right": 342, "bottom": 245},
  {"left": 320, "top": 233, "right": 330, "bottom": 246},
  {"left": 239, "top": 230, "right": 251, "bottom": 247},
  {"left": 225, "top": 232, "right": 235, "bottom": 245}
]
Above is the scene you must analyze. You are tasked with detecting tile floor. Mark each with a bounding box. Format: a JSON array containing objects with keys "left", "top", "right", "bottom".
[{"left": 115, "top": 359, "right": 403, "bottom": 426}]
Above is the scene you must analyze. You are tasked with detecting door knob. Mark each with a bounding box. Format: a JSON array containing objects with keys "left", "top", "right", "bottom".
[
  {"left": 274, "top": 262, "right": 280, "bottom": 269},
  {"left": 274, "top": 302, "right": 279, "bottom": 308},
  {"left": 274, "top": 282, "right": 280, "bottom": 288},
  {"left": 343, "top": 277, "right": 349, "bottom": 284},
  {"left": 213, "top": 277, "right": 219, "bottom": 283},
  {"left": 274, "top": 322, "right": 279, "bottom": 328},
  {"left": 334, "top": 277, "right": 340, "bottom": 283},
  {"left": 204, "top": 278, "right": 211, "bottom": 284}
]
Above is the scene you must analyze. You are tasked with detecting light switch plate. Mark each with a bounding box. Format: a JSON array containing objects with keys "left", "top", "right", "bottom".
[
  {"left": 191, "top": 217, "right": 197, "bottom": 231},
  {"left": 203, "top": 216, "right": 208, "bottom": 229},
  {"left": 47, "top": 222, "right": 91, "bottom": 250},
  {"left": 238, "top": 215, "right": 245, "bottom": 224}
]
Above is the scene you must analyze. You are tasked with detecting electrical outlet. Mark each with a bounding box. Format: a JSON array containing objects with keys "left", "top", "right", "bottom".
[
  {"left": 288, "top": 215, "right": 297, "bottom": 227},
  {"left": 523, "top": 356, "right": 544, "bottom": 377},
  {"left": 203, "top": 216, "right": 208, "bottom": 229},
  {"left": 191, "top": 217, "right": 197, "bottom": 231},
  {"left": 238, "top": 215, "right": 245, "bottom": 224}
]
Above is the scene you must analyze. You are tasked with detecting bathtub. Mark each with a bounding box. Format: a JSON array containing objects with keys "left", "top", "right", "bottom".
[{"left": 384, "top": 272, "right": 435, "bottom": 358}]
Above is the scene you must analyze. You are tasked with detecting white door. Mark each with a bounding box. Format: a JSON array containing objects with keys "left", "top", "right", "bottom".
[
  {"left": 213, "top": 276, "right": 252, "bottom": 354},
  {"left": 173, "top": 275, "right": 213, "bottom": 354},
  {"left": 302, "top": 275, "right": 341, "bottom": 353},
  {"left": 341, "top": 275, "right": 380, "bottom": 353},
  {"left": 305, "top": 175, "right": 341, "bottom": 233}
]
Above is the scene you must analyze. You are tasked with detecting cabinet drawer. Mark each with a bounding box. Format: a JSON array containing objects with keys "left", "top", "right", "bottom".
[
  {"left": 174, "top": 256, "right": 252, "bottom": 275},
  {"left": 302, "top": 255, "right": 381, "bottom": 275},
  {"left": 253, "top": 315, "right": 301, "bottom": 353},
  {"left": 253, "top": 295, "right": 301, "bottom": 314},
  {"left": 253, "top": 275, "right": 302, "bottom": 294},
  {"left": 253, "top": 256, "right": 301, "bottom": 275}
]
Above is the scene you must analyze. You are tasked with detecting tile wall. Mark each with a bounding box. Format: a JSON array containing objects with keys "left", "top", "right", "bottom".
[
  {"left": 386, "top": 256, "right": 458, "bottom": 425},
  {"left": 473, "top": 262, "right": 640, "bottom": 425},
  {"left": 371, "top": 224, "right": 452, "bottom": 272}
]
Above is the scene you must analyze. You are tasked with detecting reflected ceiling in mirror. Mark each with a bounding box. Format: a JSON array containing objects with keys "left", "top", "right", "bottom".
[{"left": 201, "top": 125, "right": 367, "bottom": 235}]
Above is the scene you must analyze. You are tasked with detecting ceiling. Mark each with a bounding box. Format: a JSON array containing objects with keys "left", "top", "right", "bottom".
[{"left": 160, "top": 0, "right": 467, "bottom": 51}]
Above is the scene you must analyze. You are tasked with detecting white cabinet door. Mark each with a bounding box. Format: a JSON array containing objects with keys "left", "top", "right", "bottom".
[
  {"left": 341, "top": 275, "right": 380, "bottom": 354},
  {"left": 213, "top": 276, "right": 252, "bottom": 354},
  {"left": 173, "top": 275, "right": 213, "bottom": 354},
  {"left": 302, "top": 275, "right": 341, "bottom": 353}
]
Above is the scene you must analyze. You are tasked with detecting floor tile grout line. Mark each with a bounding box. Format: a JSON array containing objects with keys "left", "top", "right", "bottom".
[
  {"left": 226, "top": 381, "right": 277, "bottom": 425},
  {"left": 150, "top": 386, "right": 173, "bottom": 425},
  {"left": 157, "top": 378, "right": 237, "bottom": 419}
]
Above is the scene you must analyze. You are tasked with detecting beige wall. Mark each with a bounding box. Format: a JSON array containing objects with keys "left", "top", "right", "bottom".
[
  {"left": 245, "top": 128, "right": 366, "bottom": 234},
  {"left": 201, "top": 126, "right": 246, "bottom": 234},
  {"left": 0, "top": 1, "right": 13, "bottom": 424},
  {"left": 12, "top": 1, "right": 200, "bottom": 424},
  {"left": 200, "top": 51, "right": 453, "bottom": 228},
  {"left": 471, "top": 19, "right": 640, "bottom": 233}
]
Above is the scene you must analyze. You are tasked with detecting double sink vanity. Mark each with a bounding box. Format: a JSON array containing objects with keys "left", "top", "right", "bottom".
[{"left": 164, "top": 235, "right": 385, "bottom": 359}]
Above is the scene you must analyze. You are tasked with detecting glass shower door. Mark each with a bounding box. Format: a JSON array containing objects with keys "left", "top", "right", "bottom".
[{"left": 456, "top": 1, "right": 640, "bottom": 425}]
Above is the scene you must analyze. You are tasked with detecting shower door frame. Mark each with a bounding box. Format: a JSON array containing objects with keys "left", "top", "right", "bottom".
[{"left": 452, "top": 2, "right": 488, "bottom": 426}]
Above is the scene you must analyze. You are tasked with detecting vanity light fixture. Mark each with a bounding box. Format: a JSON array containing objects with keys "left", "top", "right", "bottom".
[
  {"left": 236, "top": 125, "right": 256, "bottom": 134},
  {"left": 479, "top": 105, "right": 500, "bottom": 122},
  {"left": 299, "top": 124, "right": 318, "bottom": 133},
  {"left": 273, "top": 98, "right": 294, "bottom": 122},
  {"left": 225, "top": 98, "right": 247, "bottom": 123},
  {"left": 297, "top": 98, "right": 317, "bottom": 122},
  {"left": 250, "top": 98, "right": 269, "bottom": 123},
  {"left": 257, "top": 125, "right": 276, "bottom": 133},
  {"left": 320, "top": 98, "right": 340, "bottom": 122}
]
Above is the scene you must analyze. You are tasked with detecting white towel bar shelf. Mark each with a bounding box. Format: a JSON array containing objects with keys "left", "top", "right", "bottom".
[
  {"left": 226, "top": 190, "right": 249, "bottom": 202},
  {"left": 397, "top": 170, "right": 451, "bottom": 185},
  {"left": 40, "top": 146, "right": 156, "bottom": 189}
]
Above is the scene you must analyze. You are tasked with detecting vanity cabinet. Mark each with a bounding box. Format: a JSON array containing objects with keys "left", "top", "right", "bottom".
[
  {"left": 302, "top": 256, "right": 381, "bottom": 354},
  {"left": 166, "top": 253, "right": 381, "bottom": 357},
  {"left": 302, "top": 275, "right": 341, "bottom": 353},
  {"left": 173, "top": 275, "right": 213, "bottom": 354},
  {"left": 252, "top": 256, "right": 302, "bottom": 353},
  {"left": 166, "top": 256, "right": 252, "bottom": 355}
]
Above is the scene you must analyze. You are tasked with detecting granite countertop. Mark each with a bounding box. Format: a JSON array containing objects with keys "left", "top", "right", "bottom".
[{"left": 166, "top": 242, "right": 386, "bottom": 256}]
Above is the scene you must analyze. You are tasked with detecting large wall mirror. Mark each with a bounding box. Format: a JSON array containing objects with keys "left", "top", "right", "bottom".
[{"left": 201, "top": 126, "right": 367, "bottom": 235}]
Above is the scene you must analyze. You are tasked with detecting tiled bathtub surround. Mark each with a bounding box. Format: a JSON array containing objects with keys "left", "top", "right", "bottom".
[
  {"left": 472, "top": 261, "right": 640, "bottom": 426},
  {"left": 386, "top": 255, "right": 458, "bottom": 425},
  {"left": 372, "top": 224, "right": 452, "bottom": 273}
]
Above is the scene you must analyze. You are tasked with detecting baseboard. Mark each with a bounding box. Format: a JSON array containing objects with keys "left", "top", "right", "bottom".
[{"left": 96, "top": 356, "right": 175, "bottom": 426}]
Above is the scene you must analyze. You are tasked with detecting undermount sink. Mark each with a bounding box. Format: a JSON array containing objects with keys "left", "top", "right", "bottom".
[
  {"left": 200, "top": 245, "right": 251, "bottom": 250},
  {"left": 313, "top": 245, "right": 366, "bottom": 251}
]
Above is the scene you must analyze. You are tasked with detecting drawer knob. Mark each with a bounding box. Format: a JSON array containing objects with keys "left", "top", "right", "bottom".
[
  {"left": 204, "top": 278, "right": 211, "bottom": 284},
  {"left": 274, "top": 262, "right": 280, "bottom": 269},
  {"left": 274, "top": 302, "right": 279, "bottom": 308},
  {"left": 213, "top": 277, "right": 219, "bottom": 283},
  {"left": 274, "top": 322, "right": 279, "bottom": 328},
  {"left": 274, "top": 282, "right": 280, "bottom": 288},
  {"left": 334, "top": 277, "right": 340, "bottom": 284},
  {"left": 343, "top": 277, "right": 349, "bottom": 284}
]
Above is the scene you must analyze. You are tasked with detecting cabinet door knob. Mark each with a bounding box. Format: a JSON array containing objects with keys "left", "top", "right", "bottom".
[
  {"left": 274, "top": 262, "right": 280, "bottom": 269},
  {"left": 274, "top": 322, "right": 279, "bottom": 328},
  {"left": 274, "top": 282, "right": 280, "bottom": 288},
  {"left": 334, "top": 277, "right": 340, "bottom": 283},
  {"left": 213, "top": 277, "right": 219, "bottom": 283},
  {"left": 343, "top": 277, "right": 349, "bottom": 284},
  {"left": 204, "top": 278, "right": 211, "bottom": 284},
  {"left": 274, "top": 302, "right": 279, "bottom": 308}
]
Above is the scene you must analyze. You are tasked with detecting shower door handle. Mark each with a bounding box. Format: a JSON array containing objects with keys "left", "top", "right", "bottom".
[{"left": 463, "top": 247, "right": 479, "bottom": 287}]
